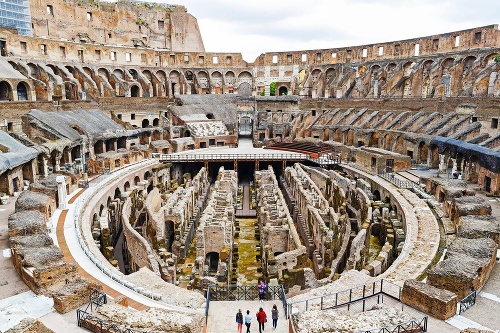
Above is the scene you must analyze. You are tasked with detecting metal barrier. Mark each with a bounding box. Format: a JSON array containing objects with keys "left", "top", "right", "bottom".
[
  {"left": 153, "top": 152, "right": 341, "bottom": 166},
  {"left": 286, "top": 279, "right": 402, "bottom": 318},
  {"left": 287, "top": 280, "right": 427, "bottom": 332},
  {"left": 459, "top": 290, "right": 477, "bottom": 314},
  {"left": 207, "top": 284, "right": 285, "bottom": 301},
  {"left": 378, "top": 171, "right": 417, "bottom": 189}
]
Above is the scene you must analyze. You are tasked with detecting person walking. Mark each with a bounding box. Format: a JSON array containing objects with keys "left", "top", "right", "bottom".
[
  {"left": 256, "top": 307, "right": 267, "bottom": 333},
  {"left": 244, "top": 309, "right": 252, "bottom": 333},
  {"left": 257, "top": 280, "right": 266, "bottom": 302},
  {"left": 271, "top": 304, "right": 279, "bottom": 330},
  {"left": 236, "top": 309, "right": 243, "bottom": 333}
]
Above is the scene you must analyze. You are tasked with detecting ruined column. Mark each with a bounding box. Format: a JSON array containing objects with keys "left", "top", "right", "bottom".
[
  {"left": 439, "top": 154, "right": 448, "bottom": 173},
  {"left": 56, "top": 175, "right": 67, "bottom": 209},
  {"left": 54, "top": 152, "right": 62, "bottom": 172}
]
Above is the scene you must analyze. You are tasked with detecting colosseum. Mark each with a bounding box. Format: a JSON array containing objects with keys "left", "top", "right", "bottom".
[{"left": 0, "top": 0, "right": 499, "bottom": 332}]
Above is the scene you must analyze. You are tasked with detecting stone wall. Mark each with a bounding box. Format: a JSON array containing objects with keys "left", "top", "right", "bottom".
[
  {"left": 284, "top": 163, "right": 348, "bottom": 278},
  {"left": 4, "top": 318, "right": 55, "bottom": 333},
  {"left": 255, "top": 166, "right": 307, "bottom": 283}
]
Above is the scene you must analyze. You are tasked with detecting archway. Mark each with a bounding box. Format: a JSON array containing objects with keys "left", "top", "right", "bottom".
[
  {"left": 418, "top": 141, "right": 428, "bottom": 164},
  {"left": 165, "top": 220, "right": 175, "bottom": 252},
  {"left": 94, "top": 140, "right": 104, "bottom": 154},
  {"left": 0, "top": 81, "right": 13, "bottom": 101},
  {"left": 278, "top": 86, "right": 288, "bottom": 96},
  {"left": 16, "top": 82, "right": 29, "bottom": 100},
  {"left": 205, "top": 252, "right": 219, "bottom": 272},
  {"left": 130, "top": 85, "right": 140, "bottom": 97},
  {"left": 142, "top": 119, "right": 149, "bottom": 128}
]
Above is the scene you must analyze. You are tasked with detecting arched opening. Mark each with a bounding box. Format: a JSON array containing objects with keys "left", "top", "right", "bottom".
[
  {"left": 123, "top": 181, "right": 130, "bottom": 192},
  {"left": 0, "top": 81, "right": 13, "bottom": 101},
  {"left": 206, "top": 113, "right": 214, "bottom": 119},
  {"left": 130, "top": 85, "right": 140, "bottom": 97},
  {"left": 373, "top": 190, "right": 381, "bottom": 202},
  {"left": 418, "top": 141, "right": 428, "bottom": 164},
  {"left": 205, "top": 252, "right": 219, "bottom": 273},
  {"left": 117, "top": 137, "right": 127, "bottom": 149},
  {"left": 134, "top": 176, "right": 140, "bottom": 185},
  {"left": 144, "top": 171, "right": 151, "bottom": 180},
  {"left": 184, "top": 130, "right": 191, "bottom": 137},
  {"left": 16, "top": 82, "right": 29, "bottom": 100},
  {"left": 105, "top": 139, "right": 115, "bottom": 152},
  {"left": 278, "top": 86, "right": 288, "bottom": 96},
  {"left": 114, "top": 187, "right": 121, "bottom": 199},
  {"left": 165, "top": 220, "right": 175, "bottom": 252},
  {"left": 152, "top": 118, "right": 159, "bottom": 126},
  {"left": 142, "top": 119, "right": 149, "bottom": 128},
  {"left": 94, "top": 140, "right": 104, "bottom": 154}
]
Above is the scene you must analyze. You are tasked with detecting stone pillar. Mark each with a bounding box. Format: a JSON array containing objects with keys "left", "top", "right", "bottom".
[
  {"left": 439, "top": 154, "right": 448, "bottom": 173},
  {"left": 40, "top": 155, "right": 49, "bottom": 177},
  {"left": 56, "top": 176, "right": 67, "bottom": 209},
  {"left": 451, "top": 158, "right": 457, "bottom": 175},
  {"left": 54, "top": 153, "right": 62, "bottom": 172},
  {"left": 113, "top": 139, "right": 117, "bottom": 152}
]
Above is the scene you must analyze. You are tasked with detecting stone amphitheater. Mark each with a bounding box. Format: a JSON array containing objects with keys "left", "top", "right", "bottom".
[{"left": 0, "top": 1, "right": 499, "bottom": 332}]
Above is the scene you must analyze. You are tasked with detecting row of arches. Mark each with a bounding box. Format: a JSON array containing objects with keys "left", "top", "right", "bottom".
[{"left": 0, "top": 80, "right": 32, "bottom": 101}]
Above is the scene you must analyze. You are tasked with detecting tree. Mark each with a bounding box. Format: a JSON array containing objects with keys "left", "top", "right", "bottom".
[
  {"left": 494, "top": 55, "right": 500, "bottom": 63},
  {"left": 270, "top": 82, "right": 276, "bottom": 96}
]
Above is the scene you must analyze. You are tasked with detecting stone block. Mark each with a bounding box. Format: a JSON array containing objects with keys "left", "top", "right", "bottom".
[
  {"left": 401, "top": 279, "right": 457, "bottom": 320},
  {"left": 52, "top": 277, "right": 102, "bottom": 313},
  {"left": 458, "top": 215, "right": 500, "bottom": 244},
  {"left": 427, "top": 253, "right": 490, "bottom": 299}
]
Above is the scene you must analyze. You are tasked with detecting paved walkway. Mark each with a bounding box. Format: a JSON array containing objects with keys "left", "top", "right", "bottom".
[{"left": 207, "top": 300, "right": 286, "bottom": 333}]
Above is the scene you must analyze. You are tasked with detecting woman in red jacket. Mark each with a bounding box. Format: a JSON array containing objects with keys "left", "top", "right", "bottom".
[{"left": 256, "top": 307, "right": 267, "bottom": 333}]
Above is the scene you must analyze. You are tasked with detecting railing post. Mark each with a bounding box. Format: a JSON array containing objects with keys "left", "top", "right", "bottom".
[{"left": 320, "top": 296, "right": 323, "bottom": 310}]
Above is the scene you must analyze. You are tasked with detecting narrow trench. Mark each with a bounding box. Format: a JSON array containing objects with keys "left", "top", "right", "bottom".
[{"left": 234, "top": 217, "right": 261, "bottom": 285}]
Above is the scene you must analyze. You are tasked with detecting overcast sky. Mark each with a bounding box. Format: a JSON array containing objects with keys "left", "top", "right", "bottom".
[{"left": 169, "top": 0, "right": 499, "bottom": 62}]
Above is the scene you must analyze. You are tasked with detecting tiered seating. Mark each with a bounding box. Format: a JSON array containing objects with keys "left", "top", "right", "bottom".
[
  {"left": 265, "top": 141, "right": 334, "bottom": 157},
  {"left": 187, "top": 121, "right": 229, "bottom": 137}
]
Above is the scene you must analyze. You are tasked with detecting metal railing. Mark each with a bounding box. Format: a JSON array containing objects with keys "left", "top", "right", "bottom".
[
  {"left": 154, "top": 152, "right": 342, "bottom": 166},
  {"left": 287, "top": 279, "right": 427, "bottom": 332},
  {"left": 286, "top": 279, "right": 402, "bottom": 318},
  {"left": 378, "top": 171, "right": 418, "bottom": 189},
  {"left": 207, "top": 284, "right": 285, "bottom": 301},
  {"left": 459, "top": 290, "right": 477, "bottom": 314},
  {"left": 156, "top": 152, "right": 309, "bottom": 162}
]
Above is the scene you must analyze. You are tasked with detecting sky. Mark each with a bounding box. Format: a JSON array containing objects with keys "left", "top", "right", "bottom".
[{"left": 167, "top": 0, "right": 500, "bottom": 62}]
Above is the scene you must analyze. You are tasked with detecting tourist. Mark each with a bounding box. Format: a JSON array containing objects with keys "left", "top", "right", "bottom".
[
  {"left": 236, "top": 309, "right": 243, "bottom": 333},
  {"left": 271, "top": 304, "right": 279, "bottom": 330},
  {"left": 245, "top": 310, "right": 252, "bottom": 333},
  {"left": 258, "top": 280, "right": 267, "bottom": 302},
  {"left": 256, "top": 307, "right": 267, "bottom": 333}
]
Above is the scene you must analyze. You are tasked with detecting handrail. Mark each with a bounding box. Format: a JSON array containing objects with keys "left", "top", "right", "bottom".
[
  {"left": 154, "top": 152, "right": 341, "bottom": 165},
  {"left": 285, "top": 279, "right": 402, "bottom": 318}
]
